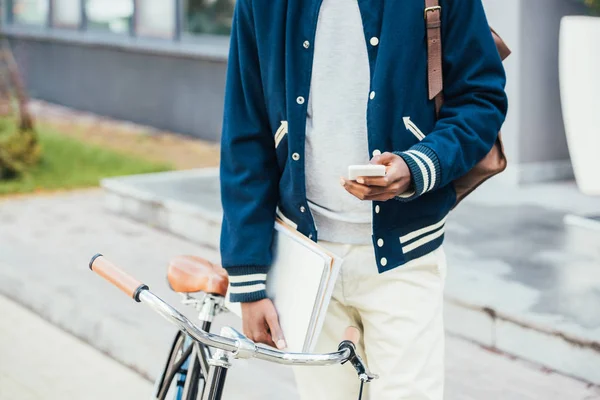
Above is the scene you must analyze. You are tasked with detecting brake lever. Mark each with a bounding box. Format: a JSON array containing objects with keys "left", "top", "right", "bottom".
[{"left": 338, "top": 340, "right": 378, "bottom": 383}]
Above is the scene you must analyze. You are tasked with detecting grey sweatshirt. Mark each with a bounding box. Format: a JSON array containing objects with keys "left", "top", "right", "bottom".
[{"left": 305, "top": 0, "right": 373, "bottom": 244}]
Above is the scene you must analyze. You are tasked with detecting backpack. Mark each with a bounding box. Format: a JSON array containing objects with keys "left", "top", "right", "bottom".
[{"left": 425, "top": 0, "right": 511, "bottom": 207}]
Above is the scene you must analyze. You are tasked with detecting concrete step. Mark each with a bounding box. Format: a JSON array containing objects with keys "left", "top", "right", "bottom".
[{"left": 102, "top": 169, "right": 600, "bottom": 384}]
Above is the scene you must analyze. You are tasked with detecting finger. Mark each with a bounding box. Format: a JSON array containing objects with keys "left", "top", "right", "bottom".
[
  {"left": 342, "top": 179, "right": 387, "bottom": 200},
  {"left": 346, "top": 179, "right": 388, "bottom": 195},
  {"left": 255, "top": 330, "right": 276, "bottom": 347},
  {"left": 342, "top": 177, "right": 369, "bottom": 193},
  {"left": 356, "top": 175, "right": 390, "bottom": 187},
  {"left": 370, "top": 152, "right": 397, "bottom": 166},
  {"left": 365, "top": 180, "right": 410, "bottom": 200},
  {"left": 341, "top": 178, "right": 367, "bottom": 199},
  {"left": 252, "top": 318, "right": 276, "bottom": 347},
  {"left": 246, "top": 316, "right": 274, "bottom": 346},
  {"left": 265, "top": 310, "right": 287, "bottom": 350}
]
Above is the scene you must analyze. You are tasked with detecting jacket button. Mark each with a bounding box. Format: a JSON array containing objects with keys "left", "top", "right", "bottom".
[
  {"left": 380, "top": 257, "right": 388, "bottom": 267},
  {"left": 296, "top": 96, "right": 305, "bottom": 105},
  {"left": 370, "top": 37, "right": 379, "bottom": 46},
  {"left": 303, "top": 40, "right": 310, "bottom": 49},
  {"left": 369, "top": 91, "right": 376, "bottom": 100},
  {"left": 375, "top": 205, "right": 380, "bottom": 214},
  {"left": 372, "top": 149, "right": 381, "bottom": 156},
  {"left": 292, "top": 153, "right": 300, "bottom": 161},
  {"left": 377, "top": 239, "right": 384, "bottom": 247},
  {"left": 300, "top": 206, "right": 306, "bottom": 213}
]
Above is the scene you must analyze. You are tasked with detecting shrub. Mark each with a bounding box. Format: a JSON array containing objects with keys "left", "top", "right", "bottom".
[{"left": 0, "top": 118, "right": 40, "bottom": 179}]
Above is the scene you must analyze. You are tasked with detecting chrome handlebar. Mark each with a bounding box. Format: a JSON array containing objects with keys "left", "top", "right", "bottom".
[
  {"left": 138, "top": 290, "right": 368, "bottom": 369},
  {"left": 88, "top": 251, "right": 377, "bottom": 381}
]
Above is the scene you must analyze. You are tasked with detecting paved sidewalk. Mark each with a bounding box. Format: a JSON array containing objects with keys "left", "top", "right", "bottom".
[
  {"left": 445, "top": 339, "right": 600, "bottom": 400},
  {"left": 0, "top": 294, "right": 151, "bottom": 399},
  {"left": 1, "top": 191, "right": 599, "bottom": 399}
]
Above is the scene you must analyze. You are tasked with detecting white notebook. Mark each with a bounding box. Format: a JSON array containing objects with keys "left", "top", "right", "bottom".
[{"left": 226, "top": 219, "right": 343, "bottom": 353}]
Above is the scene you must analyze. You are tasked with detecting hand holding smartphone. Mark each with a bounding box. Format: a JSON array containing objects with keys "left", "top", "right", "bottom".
[{"left": 342, "top": 154, "right": 412, "bottom": 202}]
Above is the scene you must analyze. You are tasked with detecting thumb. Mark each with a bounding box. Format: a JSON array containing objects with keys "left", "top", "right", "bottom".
[
  {"left": 265, "top": 309, "right": 287, "bottom": 350},
  {"left": 371, "top": 152, "right": 397, "bottom": 165}
]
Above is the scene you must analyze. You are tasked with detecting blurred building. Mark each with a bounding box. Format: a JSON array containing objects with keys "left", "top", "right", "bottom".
[
  {"left": 1, "top": 0, "right": 235, "bottom": 143},
  {"left": 0, "top": 0, "right": 590, "bottom": 185}
]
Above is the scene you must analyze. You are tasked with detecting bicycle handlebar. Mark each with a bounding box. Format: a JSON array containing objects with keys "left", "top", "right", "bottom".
[
  {"left": 88, "top": 254, "right": 368, "bottom": 370},
  {"left": 89, "top": 254, "right": 148, "bottom": 302},
  {"left": 140, "top": 290, "right": 352, "bottom": 366}
]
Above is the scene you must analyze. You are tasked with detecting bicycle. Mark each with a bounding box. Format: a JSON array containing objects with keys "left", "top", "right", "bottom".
[{"left": 88, "top": 253, "right": 377, "bottom": 400}]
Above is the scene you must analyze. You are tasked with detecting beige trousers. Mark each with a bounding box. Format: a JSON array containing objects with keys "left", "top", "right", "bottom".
[{"left": 293, "top": 242, "right": 447, "bottom": 400}]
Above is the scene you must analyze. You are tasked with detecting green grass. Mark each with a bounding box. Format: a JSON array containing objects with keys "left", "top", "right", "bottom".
[{"left": 0, "top": 124, "right": 172, "bottom": 195}]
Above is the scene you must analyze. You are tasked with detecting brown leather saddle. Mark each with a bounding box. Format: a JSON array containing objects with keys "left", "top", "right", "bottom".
[{"left": 167, "top": 255, "right": 229, "bottom": 297}]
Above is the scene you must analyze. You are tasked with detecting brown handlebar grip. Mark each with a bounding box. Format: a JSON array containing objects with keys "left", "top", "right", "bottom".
[
  {"left": 89, "top": 254, "right": 148, "bottom": 302},
  {"left": 343, "top": 326, "right": 361, "bottom": 346}
]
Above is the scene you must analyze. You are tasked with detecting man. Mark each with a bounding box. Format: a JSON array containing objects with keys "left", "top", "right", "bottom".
[{"left": 220, "top": 0, "right": 507, "bottom": 398}]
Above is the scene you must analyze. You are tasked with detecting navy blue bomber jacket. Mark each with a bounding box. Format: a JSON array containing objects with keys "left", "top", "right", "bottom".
[{"left": 220, "top": 0, "right": 508, "bottom": 302}]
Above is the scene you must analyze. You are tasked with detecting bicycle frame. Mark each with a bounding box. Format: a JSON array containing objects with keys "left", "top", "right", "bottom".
[{"left": 154, "top": 295, "right": 217, "bottom": 400}]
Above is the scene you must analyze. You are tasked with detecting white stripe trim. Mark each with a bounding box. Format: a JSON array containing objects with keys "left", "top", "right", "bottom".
[
  {"left": 403, "top": 152, "right": 430, "bottom": 195},
  {"left": 406, "top": 150, "right": 437, "bottom": 192},
  {"left": 228, "top": 283, "right": 266, "bottom": 294},
  {"left": 407, "top": 120, "right": 426, "bottom": 140},
  {"left": 274, "top": 121, "right": 288, "bottom": 148},
  {"left": 402, "top": 228, "right": 445, "bottom": 254},
  {"left": 402, "top": 227, "right": 445, "bottom": 253},
  {"left": 228, "top": 274, "right": 267, "bottom": 284},
  {"left": 400, "top": 217, "right": 447, "bottom": 244}
]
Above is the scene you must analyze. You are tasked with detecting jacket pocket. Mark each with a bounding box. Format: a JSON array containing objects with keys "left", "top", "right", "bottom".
[
  {"left": 274, "top": 121, "right": 288, "bottom": 148},
  {"left": 403, "top": 117, "right": 426, "bottom": 141}
]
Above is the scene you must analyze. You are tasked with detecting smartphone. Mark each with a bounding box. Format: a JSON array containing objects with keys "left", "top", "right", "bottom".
[{"left": 348, "top": 165, "right": 386, "bottom": 181}]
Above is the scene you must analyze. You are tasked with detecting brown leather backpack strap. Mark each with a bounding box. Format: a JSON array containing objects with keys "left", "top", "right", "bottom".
[{"left": 425, "top": 0, "right": 444, "bottom": 117}]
